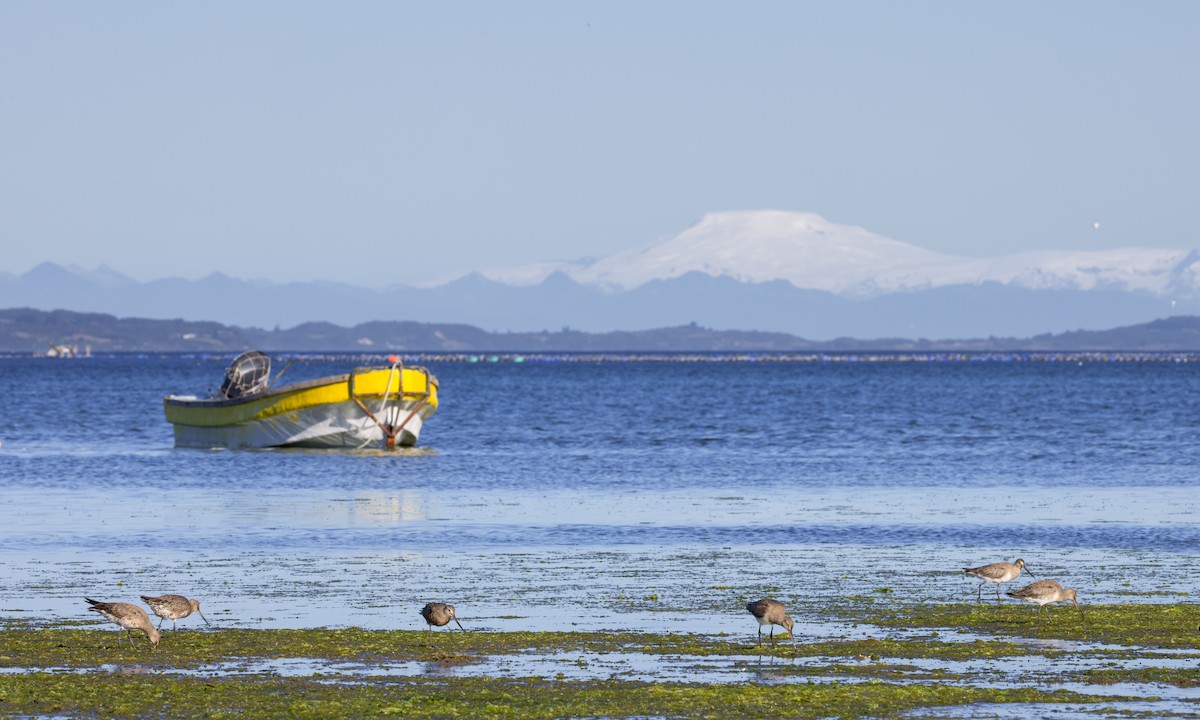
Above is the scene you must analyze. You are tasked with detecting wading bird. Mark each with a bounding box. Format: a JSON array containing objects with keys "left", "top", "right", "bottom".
[
  {"left": 141, "top": 594, "right": 210, "bottom": 631},
  {"left": 85, "top": 598, "right": 160, "bottom": 650},
  {"left": 962, "top": 558, "right": 1033, "bottom": 602},
  {"left": 420, "top": 602, "right": 464, "bottom": 632},
  {"left": 745, "top": 598, "right": 795, "bottom": 647},
  {"left": 1006, "top": 580, "right": 1083, "bottom": 623}
]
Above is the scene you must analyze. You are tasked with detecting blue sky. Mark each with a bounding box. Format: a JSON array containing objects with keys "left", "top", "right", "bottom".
[{"left": 3, "top": 1, "right": 1198, "bottom": 286}]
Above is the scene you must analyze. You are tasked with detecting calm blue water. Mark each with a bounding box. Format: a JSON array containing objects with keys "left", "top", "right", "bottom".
[{"left": 1, "top": 355, "right": 1197, "bottom": 633}]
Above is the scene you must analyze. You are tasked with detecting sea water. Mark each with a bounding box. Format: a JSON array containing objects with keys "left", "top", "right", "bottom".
[{"left": 0, "top": 354, "right": 1197, "bottom": 634}]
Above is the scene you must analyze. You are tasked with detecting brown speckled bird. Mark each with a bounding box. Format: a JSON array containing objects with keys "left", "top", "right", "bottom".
[
  {"left": 962, "top": 558, "right": 1034, "bottom": 602},
  {"left": 1007, "top": 580, "right": 1083, "bottom": 622},
  {"left": 745, "top": 598, "right": 795, "bottom": 647},
  {"left": 420, "top": 602, "right": 464, "bottom": 632},
  {"left": 141, "top": 594, "right": 210, "bottom": 631},
  {"left": 85, "top": 598, "right": 161, "bottom": 650}
]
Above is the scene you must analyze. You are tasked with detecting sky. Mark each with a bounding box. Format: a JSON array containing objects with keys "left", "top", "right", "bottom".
[{"left": 2, "top": 1, "right": 1199, "bottom": 287}]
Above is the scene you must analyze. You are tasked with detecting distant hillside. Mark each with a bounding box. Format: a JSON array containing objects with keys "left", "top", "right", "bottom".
[
  {"left": 5, "top": 307, "right": 1200, "bottom": 353},
  {"left": 2, "top": 260, "right": 1194, "bottom": 341}
]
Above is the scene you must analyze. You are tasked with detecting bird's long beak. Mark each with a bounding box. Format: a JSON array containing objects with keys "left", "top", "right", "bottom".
[
  {"left": 199, "top": 610, "right": 210, "bottom": 626},
  {"left": 454, "top": 619, "right": 464, "bottom": 631}
]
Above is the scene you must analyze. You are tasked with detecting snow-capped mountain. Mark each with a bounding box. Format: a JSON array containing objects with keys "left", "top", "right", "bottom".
[{"left": 478, "top": 210, "right": 1200, "bottom": 298}]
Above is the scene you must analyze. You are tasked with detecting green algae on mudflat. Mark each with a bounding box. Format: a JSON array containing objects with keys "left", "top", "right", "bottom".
[
  {"left": 1080, "top": 666, "right": 1200, "bottom": 688},
  {"left": 0, "top": 626, "right": 1041, "bottom": 670},
  {"left": 0, "top": 619, "right": 1159, "bottom": 718},
  {"left": 0, "top": 673, "right": 1102, "bottom": 720},
  {"left": 853, "top": 602, "right": 1200, "bottom": 648}
]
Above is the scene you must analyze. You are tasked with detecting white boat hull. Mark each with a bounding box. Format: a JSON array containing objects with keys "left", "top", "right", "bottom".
[{"left": 170, "top": 399, "right": 429, "bottom": 450}]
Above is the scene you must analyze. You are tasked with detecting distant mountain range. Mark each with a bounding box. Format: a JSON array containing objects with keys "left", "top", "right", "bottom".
[
  {"left": 4, "top": 211, "right": 1199, "bottom": 339},
  {"left": 6, "top": 307, "right": 1200, "bottom": 353}
]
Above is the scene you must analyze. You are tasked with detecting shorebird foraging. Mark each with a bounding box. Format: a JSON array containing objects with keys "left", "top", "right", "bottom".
[
  {"left": 962, "top": 558, "right": 1034, "bottom": 602},
  {"left": 745, "top": 598, "right": 795, "bottom": 647},
  {"left": 85, "top": 598, "right": 160, "bottom": 650},
  {"left": 1006, "top": 580, "right": 1083, "bottom": 623},
  {"left": 141, "top": 594, "right": 209, "bottom": 631},
  {"left": 420, "top": 602, "right": 464, "bottom": 632}
]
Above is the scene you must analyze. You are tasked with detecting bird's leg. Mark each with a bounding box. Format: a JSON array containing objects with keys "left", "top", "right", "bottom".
[
  {"left": 770, "top": 627, "right": 776, "bottom": 647},
  {"left": 994, "top": 586, "right": 1001, "bottom": 602},
  {"left": 157, "top": 617, "right": 164, "bottom": 630},
  {"left": 756, "top": 626, "right": 762, "bottom": 647},
  {"left": 976, "top": 582, "right": 983, "bottom": 603}
]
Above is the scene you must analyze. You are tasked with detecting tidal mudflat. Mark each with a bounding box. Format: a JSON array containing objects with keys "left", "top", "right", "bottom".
[
  {"left": 2, "top": 500, "right": 1196, "bottom": 718},
  {"left": 2, "top": 547, "right": 1198, "bottom": 718},
  {"left": 1, "top": 599, "right": 1196, "bottom": 718}
]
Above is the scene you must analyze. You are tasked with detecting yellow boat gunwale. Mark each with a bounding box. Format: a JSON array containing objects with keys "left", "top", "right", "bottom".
[{"left": 163, "top": 366, "right": 438, "bottom": 428}]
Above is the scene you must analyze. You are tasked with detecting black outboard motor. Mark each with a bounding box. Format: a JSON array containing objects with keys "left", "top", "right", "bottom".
[{"left": 219, "top": 351, "right": 271, "bottom": 399}]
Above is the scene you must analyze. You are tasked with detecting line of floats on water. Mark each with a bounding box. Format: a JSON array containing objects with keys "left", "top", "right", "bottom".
[{"left": 8, "top": 351, "right": 1200, "bottom": 363}]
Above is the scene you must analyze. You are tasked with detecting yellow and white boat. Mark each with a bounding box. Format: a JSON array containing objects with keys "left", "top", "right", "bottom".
[{"left": 164, "top": 352, "right": 439, "bottom": 450}]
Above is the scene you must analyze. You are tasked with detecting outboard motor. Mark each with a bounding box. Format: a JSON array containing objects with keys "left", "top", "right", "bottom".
[{"left": 219, "top": 351, "right": 271, "bottom": 399}]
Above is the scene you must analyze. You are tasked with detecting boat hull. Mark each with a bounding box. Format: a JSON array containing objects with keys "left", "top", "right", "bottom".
[{"left": 164, "top": 365, "right": 438, "bottom": 450}]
